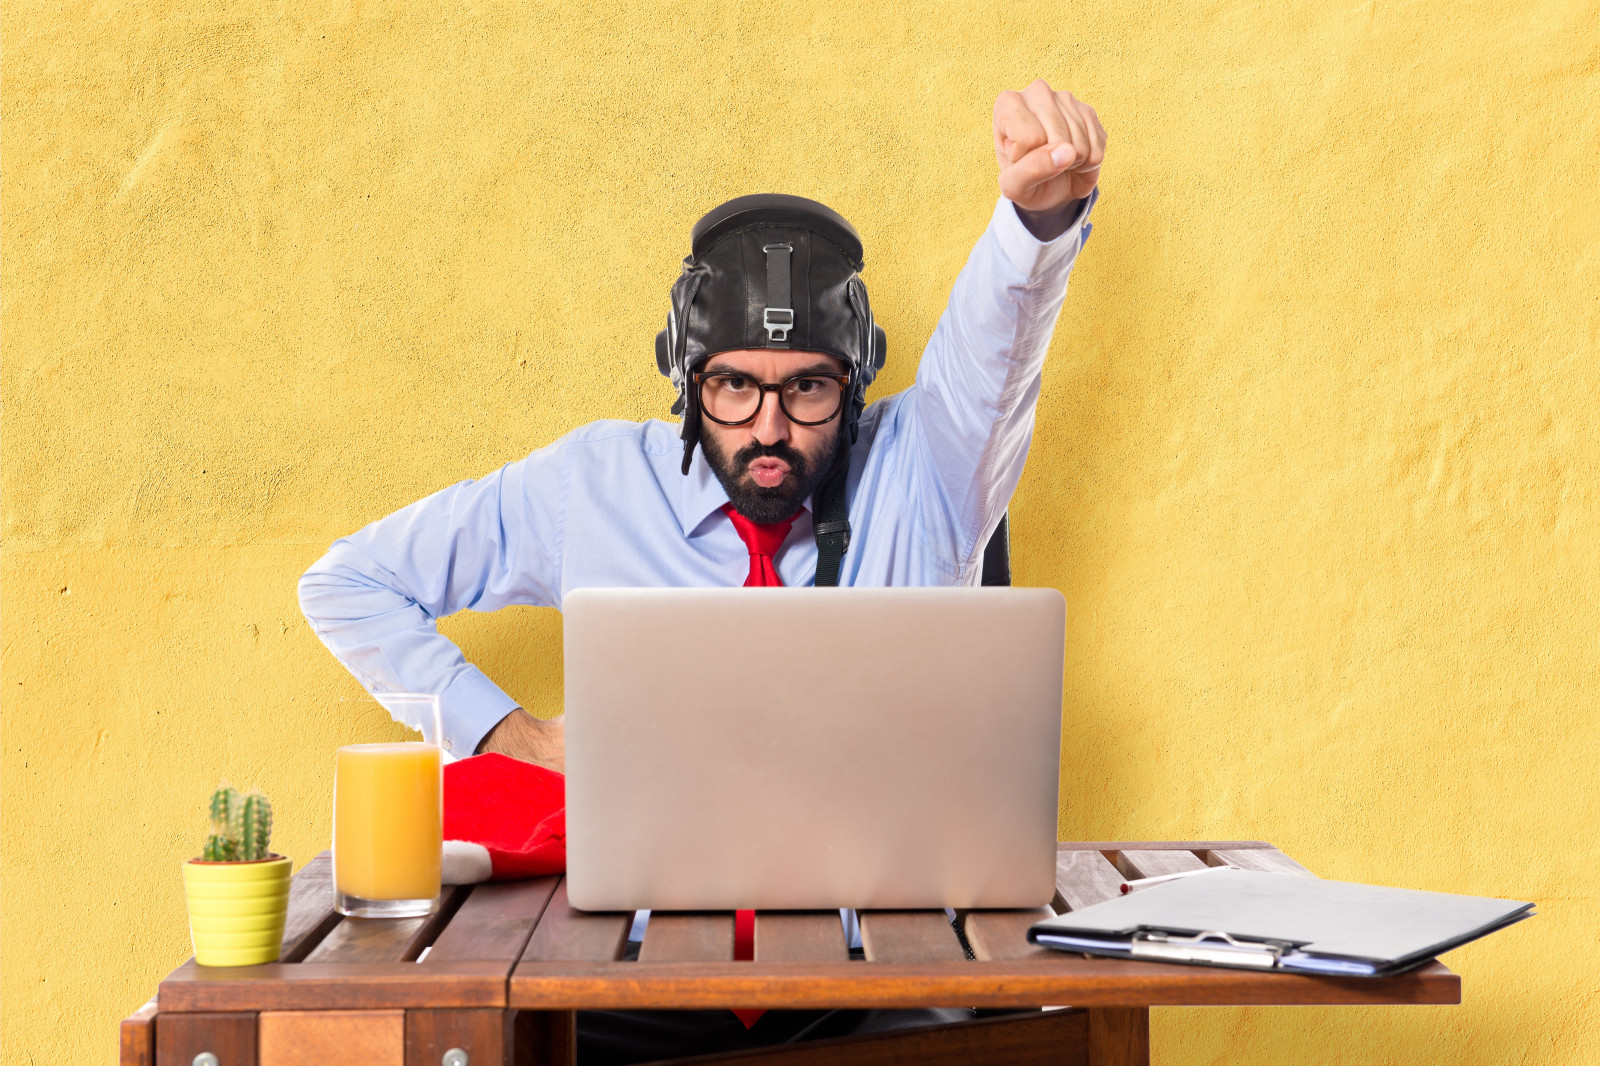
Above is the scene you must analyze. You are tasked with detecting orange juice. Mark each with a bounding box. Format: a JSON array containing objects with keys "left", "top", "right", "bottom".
[{"left": 334, "top": 742, "right": 442, "bottom": 911}]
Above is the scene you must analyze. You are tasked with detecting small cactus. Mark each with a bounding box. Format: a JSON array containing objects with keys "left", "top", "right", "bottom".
[
  {"left": 202, "top": 831, "right": 238, "bottom": 862},
  {"left": 209, "top": 783, "right": 239, "bottom": 834},
  {"left": 200, "top": 781, "right": 273, "bottom": 861},
  {"left": 240, "top": 790, "right": 273, "bottom": 861},
  {"left": 203, "top": 783, "right": 240, "bottom": 860}
]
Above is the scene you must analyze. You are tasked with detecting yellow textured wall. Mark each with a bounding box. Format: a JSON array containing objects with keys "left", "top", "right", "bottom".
[{"left": 3, "top": 1, "right": 1596, "bottom": 1061}]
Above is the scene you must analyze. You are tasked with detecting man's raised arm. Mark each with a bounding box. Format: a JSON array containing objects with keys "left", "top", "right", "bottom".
[{"left": 899, "top": 80, "right": 1106, "bottom": 574}]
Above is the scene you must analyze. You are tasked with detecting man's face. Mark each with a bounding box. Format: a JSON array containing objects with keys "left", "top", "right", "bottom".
[{"left": 697, "top": 349, "right": 849, "bottom": 524}]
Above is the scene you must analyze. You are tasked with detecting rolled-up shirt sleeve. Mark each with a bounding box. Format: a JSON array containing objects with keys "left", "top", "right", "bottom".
[
  {"left": 900, "top": 191, "right": 1097, "bottom": 574},
  {"left": 298, "top": 443, "right": 567, "bottom": 757}
]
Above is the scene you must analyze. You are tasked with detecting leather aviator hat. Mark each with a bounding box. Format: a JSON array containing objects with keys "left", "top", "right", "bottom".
[{"left": 656, "top": 194, "right": 887, "bottom": 475}]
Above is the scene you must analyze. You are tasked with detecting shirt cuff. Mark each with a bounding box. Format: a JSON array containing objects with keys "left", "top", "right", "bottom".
[
  {"left": 437, "top": 667, "right": 522, "bottom": 758},
  {"left": 991, "top": 187, "right": 1098, "bottom": 279}
]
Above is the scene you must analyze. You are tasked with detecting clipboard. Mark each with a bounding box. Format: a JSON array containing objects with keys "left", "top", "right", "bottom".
[{"left": 1028, "top": 867, "right": 1533, "bottom": 976}]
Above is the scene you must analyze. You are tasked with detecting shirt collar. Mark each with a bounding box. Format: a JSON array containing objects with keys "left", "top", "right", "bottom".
[{"left": 675, "top": 446, "right": 734, "bottom": 537}]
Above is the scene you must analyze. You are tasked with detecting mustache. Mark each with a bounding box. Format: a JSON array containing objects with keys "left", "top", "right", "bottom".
[{"left": 732, "top": 440, "right": 809, "bottom": 476}]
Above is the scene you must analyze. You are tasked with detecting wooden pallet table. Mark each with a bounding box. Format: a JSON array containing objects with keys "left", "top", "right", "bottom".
[{"left": 122, "top": 842, "right": 1458, "bottom": 1065}]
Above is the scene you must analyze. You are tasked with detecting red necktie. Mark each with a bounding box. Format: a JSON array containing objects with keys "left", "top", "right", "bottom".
[
  {"left": 720, "top": 502, "right": 801, "bottom": 1027},
  {"left": 721, "top": 503, "right": 800, "bottom": 588}
]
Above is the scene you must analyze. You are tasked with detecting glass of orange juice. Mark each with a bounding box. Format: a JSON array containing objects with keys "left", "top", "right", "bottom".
[{"left": 334, "top": 694, "right": 443, "bottom": 918}]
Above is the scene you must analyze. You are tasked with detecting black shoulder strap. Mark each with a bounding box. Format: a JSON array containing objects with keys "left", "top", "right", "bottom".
[
  {"left": 981, "top": 514, "right": 1012, "bottom": 586},
  {"left": 812, "top": 461, "right": 851, "bottom": 587}
]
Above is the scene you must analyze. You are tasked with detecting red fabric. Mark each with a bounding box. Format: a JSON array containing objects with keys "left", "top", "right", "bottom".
[
  {"left": 721, "top": 503, "right": 804, "bottom": 1028},
  {"left": 442, "top": 752, "right": 566, "bottom": 880},
  {"left": 734, "top": 908, "right": 756, "bottom": 958},
  {"left": 730, "top": 908, "right": 762, "bottom": 1027},
  {"left": 720, "top": 503, "right": 801, "bottom": 587}
]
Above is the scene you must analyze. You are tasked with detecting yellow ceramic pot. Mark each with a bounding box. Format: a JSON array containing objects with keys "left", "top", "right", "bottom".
[{"left": 182, "top": 854, "right": 291, "bottom": 966}]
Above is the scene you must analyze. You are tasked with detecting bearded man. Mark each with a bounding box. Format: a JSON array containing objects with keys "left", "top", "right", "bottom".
[{"left": 299, "top": 78, "right": 1105, "bottom": 1063}]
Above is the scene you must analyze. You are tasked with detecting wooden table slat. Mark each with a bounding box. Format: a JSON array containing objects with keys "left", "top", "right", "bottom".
[
  {"left": 1110, "top": 849, "right": 1210, "bottom": 881},
  {"left": 510, "top": 1008, "right": 577, "bottom": 1066},
  {"left": 960, "top": 908, "right": 1057, "bottom": 962},
  {"left": 754, "top": 912, "right": 851, "bottom": 963},
  {"left": 302, "top": 914, "right": 426, "bottom": 963},
  {"left": 1204, "top": 847, "right": 1316, "bottom": 877},
  {"left": 1088, "top": 1007, "right": 1150, "bottom": 1066},
  {"left": 155, "top": 1011, "right": 257, "bottom": 1066},
  {"left": 639, "top": 913, "right": 734, "bottom": 962},
  {"left": 258, "top": 1009, "right": 404, "bottom": 1066},
  {"left": 509, "top": 958, "right": 1462, "bottom": 1010},
  {"left": 426, "top": 877, "right": 560, "bottom": 963},
  {"left": 407, "top": 1009, "right": 506, "bottom": 1066},
  {"left": 279, "top": 852, "right": 340, "bottom": 963},
  {"left": 519, "top": 879, "right": 632, "bottom": 963},
  {"left": 160, "top": 960, "right": 507, "bottom": 1012},
  {"left": 302, "top": 885, "right": 469, "bottom": 964},
  {"left": 118, "top": 997, "right": 158, "bottom": 1066},
  {"left": 859, "top": 911, "right": 968, "bottom": 964},
  {"left": 1055, "top": 849, "right": 1126, "bottom": 911},
  {"left": 1057, "top": 841, "right": 1275, "bottom": 851}
]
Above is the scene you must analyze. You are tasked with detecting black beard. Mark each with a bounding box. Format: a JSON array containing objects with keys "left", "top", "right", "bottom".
[{"left": 701, "top": 430, "right": 840, "bottom": 524}]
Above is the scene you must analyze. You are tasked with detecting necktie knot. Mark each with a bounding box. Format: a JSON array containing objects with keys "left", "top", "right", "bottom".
[{"left": 721, "top": 503, "right": 801, "bottom": 588}]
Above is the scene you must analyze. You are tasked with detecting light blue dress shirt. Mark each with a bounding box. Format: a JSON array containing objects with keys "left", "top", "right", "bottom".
[{"left": 299, "top": 192, "right": 1096, "bottom": 757}]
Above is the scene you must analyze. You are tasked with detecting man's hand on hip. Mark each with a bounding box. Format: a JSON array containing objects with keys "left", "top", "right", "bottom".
[
  {"left": 476, "top": 708, "right": 565, "bottom": 773},
  {"left": 994, "top": 79, "right": 1106, "bottom": 239}
]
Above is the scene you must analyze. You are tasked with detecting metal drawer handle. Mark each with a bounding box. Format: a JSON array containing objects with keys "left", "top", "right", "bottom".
[
  {"left": 442, "top": 1050, "right": 469, "bottom": 1066},
  {"left": 193, "top": 1055, "right": 219, "bottom": 1066}
]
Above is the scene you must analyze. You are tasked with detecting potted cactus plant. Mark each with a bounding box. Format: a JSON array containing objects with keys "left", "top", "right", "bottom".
[{"left": 182, "top": 782, "right": 291, "bottom": 966}]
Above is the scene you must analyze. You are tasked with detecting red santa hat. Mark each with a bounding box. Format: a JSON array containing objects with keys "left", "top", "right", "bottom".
[{"left": 441, "top": 752, "right": 565, "bottom": 883}]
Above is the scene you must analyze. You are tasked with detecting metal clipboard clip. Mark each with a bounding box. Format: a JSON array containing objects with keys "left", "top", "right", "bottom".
[{"left": 1129, "top": 930, "right": 1290, "bottom": 969}]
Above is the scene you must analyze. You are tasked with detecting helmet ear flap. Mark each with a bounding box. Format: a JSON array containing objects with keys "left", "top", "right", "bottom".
[
  {"left": 658, "top": 323, "right": 687, "bottom": 416},
  {"left": 679, "top": 379, "right": 702, "bottom": 474},
  {"left": 655, "top": 327, "right": 672, "bottom": 377},
  {"left": 661, "top": 266, "right": 708, "bottom": 426},
  {"left": 846, "top": 323, "right": 884, "bottom": 446}
]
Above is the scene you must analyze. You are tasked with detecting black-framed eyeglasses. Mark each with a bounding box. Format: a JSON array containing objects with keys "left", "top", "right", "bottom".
[{"left": 693, "top": 371, "right": 851, "bottom": 427}]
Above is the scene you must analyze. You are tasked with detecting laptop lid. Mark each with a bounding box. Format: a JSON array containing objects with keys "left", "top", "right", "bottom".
[{"left": 563, "top": 587, "right": 1065, "bottom": 911}]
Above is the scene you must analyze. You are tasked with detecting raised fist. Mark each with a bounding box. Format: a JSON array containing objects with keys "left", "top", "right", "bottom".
[{"left": 994, "top": 80, "right": 1106, "bottom": 215}]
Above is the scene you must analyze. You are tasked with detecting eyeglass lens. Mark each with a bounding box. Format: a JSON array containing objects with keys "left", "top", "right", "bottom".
[{"left": 700, "top": 374, "right": 843, "bottom": 425}]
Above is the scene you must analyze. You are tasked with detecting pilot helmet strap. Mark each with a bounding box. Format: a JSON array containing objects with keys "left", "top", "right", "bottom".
[
  {"left": 812, "top": 448, "right": 852, "bottom": 587},
  {"left": 762, "top": 241, "right": 794, "bottom": 347}
]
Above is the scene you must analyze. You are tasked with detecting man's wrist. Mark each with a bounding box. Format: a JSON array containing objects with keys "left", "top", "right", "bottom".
[
  {"left": 476, "top": 707, "right": 565, "bottom": 772},
  {"left": 1014, "top": 197, "right": 1086, "bottom": 242},
  {"left": 477, "top": 710, "right": 503, "bottom": 754},
  {"left": 476, "top": 707, "right": 534, "bottom": 754}
]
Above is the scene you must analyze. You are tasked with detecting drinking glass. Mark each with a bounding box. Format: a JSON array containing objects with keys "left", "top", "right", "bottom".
[{"left": 333, "top": 693, "right": 443, "bottom": 918}]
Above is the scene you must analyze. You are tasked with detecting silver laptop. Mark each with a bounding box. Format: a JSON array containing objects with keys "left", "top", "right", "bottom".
[{"left": 563, "top": 587, "right": 1065, "bottom": 911}]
